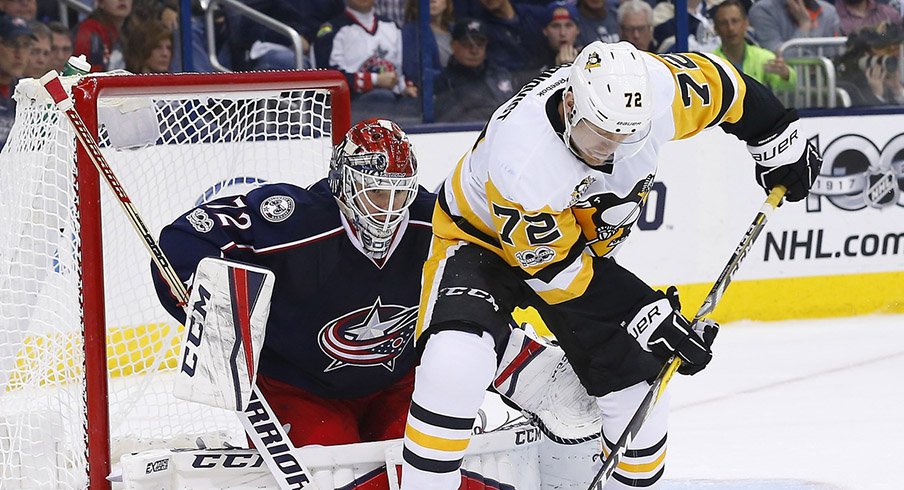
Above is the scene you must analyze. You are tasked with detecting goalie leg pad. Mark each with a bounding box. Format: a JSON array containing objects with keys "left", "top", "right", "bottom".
[{"left": 493, "top": 324, "right": 602, "bottom": 445}]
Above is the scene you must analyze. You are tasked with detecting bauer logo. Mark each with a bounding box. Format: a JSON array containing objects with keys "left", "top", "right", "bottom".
[{"left": 806, "top": 133, "right": 904, "bottom": 212}]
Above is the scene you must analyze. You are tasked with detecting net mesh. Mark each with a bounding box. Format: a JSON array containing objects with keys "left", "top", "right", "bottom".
[{"left": 0, "top": 73, "right": 337, "bottom": 489}]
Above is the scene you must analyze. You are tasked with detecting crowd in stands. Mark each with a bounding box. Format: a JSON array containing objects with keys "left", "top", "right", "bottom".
[{"left": 0, "top": 0, "right": 902, "bottom": 146}]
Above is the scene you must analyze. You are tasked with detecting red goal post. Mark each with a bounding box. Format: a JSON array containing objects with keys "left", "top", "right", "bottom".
[{"left": 0, "top": 70, "right": 350, "bottom": 490}]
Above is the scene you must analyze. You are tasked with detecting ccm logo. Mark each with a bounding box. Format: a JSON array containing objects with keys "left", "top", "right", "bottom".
[
  {"left": 180, "top": 285, "right": 211, "bottom": 377},
  {"left": 439, "top": 287, "right": 500, "bottom": 312},
  {"left": 515, "top": 427, "right": 542, "bottom": 445},
  {"left": 145, "top": 458, "right": 169, "bottom": 474},
  {"left": 192, "top": 452, "right": 265, "bottom": 469},
  {"left": 752, "top": 129, "right": 798, "bottom": 162}
]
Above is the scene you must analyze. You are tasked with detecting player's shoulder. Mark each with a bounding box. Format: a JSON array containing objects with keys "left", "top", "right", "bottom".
[
  {"left": 244, "top": 179, "right": 341, "bottom": 232},
  {"left": 408, "top": 185, "right": 437, "bottom": 224},
  {"left": 493, "top": 65, "right": 570, "bottom": 122}
]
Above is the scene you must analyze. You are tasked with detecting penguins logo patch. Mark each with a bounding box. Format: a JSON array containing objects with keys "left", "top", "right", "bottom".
[{"left": 260, "top": 195, "right": 295, "bottom": 222}]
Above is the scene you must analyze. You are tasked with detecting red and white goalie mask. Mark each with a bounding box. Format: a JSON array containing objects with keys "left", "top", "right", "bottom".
[{"left": 329, "top": 119, "right": 418, "bottom": 259}]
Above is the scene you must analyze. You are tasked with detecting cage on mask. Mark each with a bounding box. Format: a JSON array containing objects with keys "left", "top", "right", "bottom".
[{"left": 329, "top": 119, "right": 418, "bottom": 259}]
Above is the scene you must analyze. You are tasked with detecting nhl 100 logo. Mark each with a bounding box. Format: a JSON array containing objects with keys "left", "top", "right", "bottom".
[{"left": 806, "top": 133, "right": 904, "bottom": 212}]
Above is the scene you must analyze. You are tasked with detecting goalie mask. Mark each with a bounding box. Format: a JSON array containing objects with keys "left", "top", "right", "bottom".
[
  {"left": 563, "top": 41, "right": 653, "bottom": 168},
  {"left": 329, "top": 119, "right": 418, "bottom": 259}
]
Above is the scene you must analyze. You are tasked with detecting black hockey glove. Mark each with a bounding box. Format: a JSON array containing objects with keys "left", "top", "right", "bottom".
[
  {"left": 623, "top": 286, "right": 719, "bottom": 375},
  {"left": 749, "top": 116, "right": 823, "bottom": 202}
]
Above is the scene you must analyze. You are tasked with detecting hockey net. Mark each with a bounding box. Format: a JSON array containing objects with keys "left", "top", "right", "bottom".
[{"left": 0, "top": 70, "right": 350, "bottom": 489}]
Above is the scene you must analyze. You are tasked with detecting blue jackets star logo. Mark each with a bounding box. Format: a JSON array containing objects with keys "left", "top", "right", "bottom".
[{"left": 318, "top": 298, "right": 417, "bottom": 372}]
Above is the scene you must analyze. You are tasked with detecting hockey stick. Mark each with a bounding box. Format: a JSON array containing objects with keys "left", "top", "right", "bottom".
[
  {"left": 40, "top": 71, "right": 320, "bottom": 490},
  {"left": 585, "top": 185, "right": 787, "bottom": 490}
]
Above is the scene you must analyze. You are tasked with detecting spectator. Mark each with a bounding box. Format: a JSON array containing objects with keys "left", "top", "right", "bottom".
[
  {"left": 836, "top": 21, "right": 904, "bottom": 104},
  {"left": 434, "top": 18, "right": 516, "bottom": 122},
  {"left": 47, "top": 21, "right": 72, "bottom": 73},
  {"left": 401, "top": 0, "right": 453, "bottom": 91},
  {"left": 1, "top": 0, "right": 37, "bottom": 21},
  {"left": 229, "top": 0, "right": 342, "bottom": 71},
  {"left": 618, "top": 0, "right": 656, "bottom": 51},
  {"left": 748, "top": 0, "right": 841, "bottom": 53},
  {"left": 124, "top": 19, "right": 172, "bottom": 73},
  {"left": 23, "top": 20, "right": 49, "bottom": 78},
  {"left": 575, "top": 0, "right": 620, "bottom": 46},
  {"left": 712, "top": 0, "right": 797, "bottom": 91},
  {"left": 476, "top": 0, "right": 547, "bottom": 79},
  {"left": 73, "top": 0, "right": 132, "bottom": 71},
  {"left": 376, "top": 0, "right": 405, "bottom": 26},
  {"left": 314, "top": 0, "right": 418, "bottom": 123},
  {"left": 0, "top": 16, "right": 34, "bottom": 149},
  {"left": 836, "top": 0, "right": 901, "bottom": 35},
  {"left": 539, "top": 1, "right": 582, "bottom": 69},
  {"left": 653, "top": 0, "right": 719, "bottom": 52}
]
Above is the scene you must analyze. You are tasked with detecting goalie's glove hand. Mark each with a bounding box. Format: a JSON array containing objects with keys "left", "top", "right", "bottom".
[
  {"left": 748, "top": 114, "right": 823, "bottom": 202},
  {"left": 624, "top": 286, "right": 719, "bottom": 375}
]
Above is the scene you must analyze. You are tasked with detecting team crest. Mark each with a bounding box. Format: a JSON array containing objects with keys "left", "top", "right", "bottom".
[
  {"left": 569, "top": 175, "right": 596, "bottom": 206},
  {"left": 260, "top": 195, "right": 295, "bottom": 222},
  {"left": 318, "top": 298, "right": 417, "bottom": 372},
  {"left": 186, "top": 208, "right": 213, "bottom": 233},
  {"left": 585, "top": 52, "right": 601, "bottom": 70},
  {"left": 572, "top": 174, "right": 655, "bottom": 257}
]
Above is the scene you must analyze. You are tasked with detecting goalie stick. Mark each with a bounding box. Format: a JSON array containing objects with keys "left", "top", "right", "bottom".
[
  {"left": 586, "top": 185, "right": 788, "bottom": 490},
  {"left": 40, "top": 71, "right": 320, "bottom": 490}
]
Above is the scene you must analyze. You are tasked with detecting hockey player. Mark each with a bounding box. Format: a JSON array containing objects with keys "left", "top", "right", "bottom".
[
  {"left": 401, "top": 41, "right": 822, "bottom": 489},
  {"left": 152, "top": 119, "right": 434, "bottom": 486}
]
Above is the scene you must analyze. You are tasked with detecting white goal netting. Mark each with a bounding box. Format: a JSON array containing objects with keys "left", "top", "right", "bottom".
[{"left": 0, "top": 71, "right": 347, "bottom": 489}]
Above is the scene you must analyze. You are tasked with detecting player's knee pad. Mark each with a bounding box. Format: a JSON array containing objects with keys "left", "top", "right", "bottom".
[
  {"left": 404, "top": 330, "right": 496, "bottom": 485},
  {"left": 597, "top": 382, "right": 669, "bottom": 488}
]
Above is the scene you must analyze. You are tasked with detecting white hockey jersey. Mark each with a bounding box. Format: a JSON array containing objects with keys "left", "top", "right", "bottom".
[{"left": 435, "top": 52, "right": 757, "bottom": 305}]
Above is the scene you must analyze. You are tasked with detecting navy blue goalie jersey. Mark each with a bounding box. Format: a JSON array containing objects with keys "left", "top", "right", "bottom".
[{"left": 152, "top": 179, "right": 435, "bottom": 399}]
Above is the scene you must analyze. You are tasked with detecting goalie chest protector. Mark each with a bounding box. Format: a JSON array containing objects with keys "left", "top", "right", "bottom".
[{"left": 154, "top": 179, "right": 435, "bottom": 399}]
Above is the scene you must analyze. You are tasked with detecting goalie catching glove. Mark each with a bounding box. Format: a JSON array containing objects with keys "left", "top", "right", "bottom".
[
  {"left": 748, "top": 111, "right": 823, "bottom": 202},
  {"left": 623, "top": 286, "right": 719, "bottom": 375},
  {"left": 493, "top": 323, "right": 602, "bottom": 445}
]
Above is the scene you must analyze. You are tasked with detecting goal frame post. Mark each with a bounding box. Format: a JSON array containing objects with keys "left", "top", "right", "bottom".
[{"left": 68, "top": 70, "right": 350, "bottom": 490}]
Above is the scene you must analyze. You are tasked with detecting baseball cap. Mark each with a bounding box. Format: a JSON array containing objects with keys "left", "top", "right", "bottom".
[
  {"left": 0, "top": 16, "right": 37, "bottom": 44},
  {"left": 545, "top": 1, "right": 578, "bottom": 25},
  {"left": 452, "top": 18, "right": 488, "bottom": 43}
]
